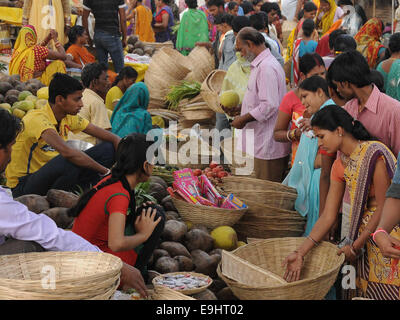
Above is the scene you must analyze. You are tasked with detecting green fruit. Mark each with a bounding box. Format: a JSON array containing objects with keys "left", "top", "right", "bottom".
[
  {"left": 25, "top": 95, "right": 38, "bottom": 103},
  {"left": 12, "top": 108, "right": 26, "bottom": 119},
  {"left": 18, "top": 90, "right": 33, "bottom": 101},
  {"left": 210, "top": 226, "right": 238, "bottom": 251},
  {"left": 35, "top": 99, "right": 48, "bottom": 109},
  {"left": 18, "top": 100, "right": 35, "bottom": 112},
  {"left": 220, "top": 90, "right": 240, "bottom": 109},
  {"left": 12, "top": 101, "right": 23, "bottom": 110}
]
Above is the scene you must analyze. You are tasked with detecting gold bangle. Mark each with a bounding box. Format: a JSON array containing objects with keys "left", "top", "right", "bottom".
[
  {"left": 286, "top": 130, "right": 292, "bottom": 142},
  {"left": 289, "top": 129, "right": 297, "bottom": 141}
]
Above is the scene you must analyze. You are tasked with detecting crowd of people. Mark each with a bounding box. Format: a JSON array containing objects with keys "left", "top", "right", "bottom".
[{"left": 1, "top": 0, "right": 400, "bottom": 300}]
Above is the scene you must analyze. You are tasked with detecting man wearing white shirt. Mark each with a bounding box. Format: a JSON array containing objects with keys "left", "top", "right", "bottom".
[{"left": 0, "top": 109, "right": 147, "bottom": 297}]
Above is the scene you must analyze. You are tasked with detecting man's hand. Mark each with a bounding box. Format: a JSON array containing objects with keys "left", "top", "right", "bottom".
[
  {"left": 231, "top": 115, "right": 248, "bottom": 129},
  {"left": 64, "top": 25, "right": 71, "bottom": 37},
  {"left": 337, "top": 245, "right": 357, "bottom": 263},
  {"left": 122, "top": 37, "right": 127, "bottom": 49},
  {"left": 120, "top": 263, "right": 148, "bottom": 298}
]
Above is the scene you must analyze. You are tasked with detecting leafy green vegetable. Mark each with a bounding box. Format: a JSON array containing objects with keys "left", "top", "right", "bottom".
[
  {"left": 166, "top": 81, "right": 201, "bottom": 111},
  {"left": 135, "top": 181, "right": 158, "bottom": 207},
  {"left": 0, "top": 63, "right": 6, "bottom": 73}
]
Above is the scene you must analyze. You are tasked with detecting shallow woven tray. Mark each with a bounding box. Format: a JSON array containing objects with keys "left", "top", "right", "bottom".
[
  {"left": 217, "top": 237, "right": 345, "bottom": 300},
  {"left": 171, "top": 197, "right": 247, "bottom": 228},
  {"left": 152, "top": 272, "right": 212, "bottom": 295},
  {"left": 0, "top": 252, "right": 122, "bottom": 300},
  {"left": 220, "top": 176, "right": 297, "bottom": 194},
  {"left": 233, "top": 190, "right": 297, "bottom": 211}
]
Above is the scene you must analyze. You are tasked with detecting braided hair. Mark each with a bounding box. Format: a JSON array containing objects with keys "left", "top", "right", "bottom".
[{"left": 67, "top": 134, "right": 155, "bottom": 223}]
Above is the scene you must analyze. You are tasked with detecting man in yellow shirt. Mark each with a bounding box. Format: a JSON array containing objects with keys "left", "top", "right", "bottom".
[
  {"left": 68, "top": 63, "right": 112, "bottom": 145},
  {"left": 6, "top": 73, "right": 121, "bottom": 198}
]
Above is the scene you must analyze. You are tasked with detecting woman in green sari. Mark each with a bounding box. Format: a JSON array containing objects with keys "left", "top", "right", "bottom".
[
  {"left": 110, "top": 82, "right": 153, "bottom": 138},
  {"left": 176, "top": 0, "right": 210, "bottom": 56},
  {"left": 377, "top": 33, "right": 400, "bottom": 102}
]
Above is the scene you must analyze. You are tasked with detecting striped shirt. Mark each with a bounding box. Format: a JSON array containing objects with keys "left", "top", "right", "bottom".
[
  {"left": 344, "top": 85, "right": 400, "bottom": 156},
  {"left": 83, "top": 0, "right": 126, "bottom": 36}
]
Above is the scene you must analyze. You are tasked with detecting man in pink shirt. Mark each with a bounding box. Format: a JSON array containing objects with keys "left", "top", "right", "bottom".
[
  {"left": 227, "top": 27, "right": 290, "bottom": 182},
  {"left": 327, "top": 50, "right": 400, "bottom": 156}
]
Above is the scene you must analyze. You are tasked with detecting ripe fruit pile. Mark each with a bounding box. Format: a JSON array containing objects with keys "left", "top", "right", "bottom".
[{"left": 192, "top": 161, "right": 230, "bottom": 184}]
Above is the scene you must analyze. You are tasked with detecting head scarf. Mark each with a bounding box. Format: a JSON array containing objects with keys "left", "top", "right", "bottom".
[
  {"left": 354, "top": 18, "right": 384, "bottom": 68},
  {"left": 111, "top": 82, "right": 153, "bottom": 138},
  {"left": 9, "top": 25, "right": 38, "bottom": 82},
  {"left": 317, "top": 0, "right": 338, "bottom": 35}
]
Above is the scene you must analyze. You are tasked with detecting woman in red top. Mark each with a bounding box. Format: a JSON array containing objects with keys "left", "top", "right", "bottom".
[
  {"left": 273, "top": 53, "right": 326, "bottom": 167},
  {"left": 69, "top": 133, "right": 165, "bottom": 279}
]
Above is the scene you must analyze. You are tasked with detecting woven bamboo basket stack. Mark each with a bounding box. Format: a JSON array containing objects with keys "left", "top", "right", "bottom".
[
  {"left": 218, "top": 176, "right": 305, "bottom": 239},
  {"left": 220, "top": 136, "right": 255, "bottom": 177},
  {"left": 200, "top": 70, "right": 227, "bottom": 114},
  {"left": 184, "top": 46, "right": 215, "bottom": 83},
  {"left": 160, "top": 135, "right": 221, "bottom": 169},
  {"left": 178, "top": 94, "right": 216, "bottom": 130},
  {"left": 171, "top": 196, "right": 248, "bottom": 228},
  {"left": 218, "top": 237, "right": 345, "bottom": 300},
  {"left": 0, "top": 252, "right": 123, "bottom": 300},
  {"left": 142, "top": 40, "right": 174, "bottom": 53},
  {"left": 145, "top": 47, "right": 192, "bottom": 109}
]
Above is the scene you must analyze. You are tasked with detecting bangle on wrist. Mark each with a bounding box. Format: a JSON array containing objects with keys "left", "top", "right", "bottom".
[
  {"left": 372, "top": 228, "right": 388, "bottom": 242},
  {"left": 307, "top": 235, "right": 319, "bottom": 247},
  {"left": 286, "top": 130, "right": 292, "bottom": 142}
]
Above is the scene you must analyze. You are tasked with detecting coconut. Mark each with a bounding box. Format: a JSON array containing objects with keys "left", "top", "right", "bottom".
[
  {"left": 220, "top": 90, "right": 240, "bottom": 109},
  {"left": 0, "top": 94, "right": 4, "bottom": 103},
  {"left": 133, "top": 48, "right": 144, "bottom": 56},
  {"left": 127, "top": 35, "right": 139, "bottom": 46},
  {"left": 10, "top": 74, "right": 21, "bottom": 86},
  {"left": 0, "top": 82, "right": 13, "bottom": 95},
  {"left": 5, "top": 89, "right": 20, "bottom": 98},
  {"left": 134, "top": 40, "right": 144, "bottom": 49},
  {"left": 127, "top": 44, "right": 134, "bottom": 53},
  {"left": 5, "top": 95, "right": 18, "bottom": 106}
]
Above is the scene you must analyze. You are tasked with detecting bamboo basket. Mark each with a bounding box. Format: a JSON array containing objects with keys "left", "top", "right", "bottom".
[
  {"left": 0, "top": 252, "right": 122, "bottom": 300},
  {"left": 200, "top": 70, "right": 227, "bottom": 114},
  {"left": 142, "top": 40, "right": 174, "bottom": 52},
  {"left": 181, "top": 103, "right": 215, "bottom": 121},
  {"left": 233, "top": 190, "right": 297, "bottom": 211},
  {"left": 217, "top": 237, "right": 345, "bottom": 300},
  {"left": 233, "top": 199, "right": 306, "bottom": 239},
  {"left": 155, "top": 47, "right": 192, "bottom": 79},
  {"left": 208, "top": 70, "right": 226, "bottom": 92},
  {"left": 151, "top": 286, "right": 196, "bottom": 300},
  {"left": 185, "top": 46, "right": 215, "bottom": 83},
  {"left": 200, "top": 89, "right": 224, "bottom": 113},
  {"left": 152, "top": 272, "right": 212, "bottom": 295},
  {"left": 220, "top": 176, "right": 297, "bottom": 194},
  {"left": 171, "top": 197, "right": 247, "bottom": 228}
]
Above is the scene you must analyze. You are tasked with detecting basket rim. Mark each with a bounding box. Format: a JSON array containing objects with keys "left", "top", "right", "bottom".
[
  {"left": 218, "top": 237, "right": 345, "bottom": 289},
  {"left": 152, "top": 272, "right": 212, "bottom": 295},
  {"left": 171, "top": 196, "right": 248, "bottom": 214}
]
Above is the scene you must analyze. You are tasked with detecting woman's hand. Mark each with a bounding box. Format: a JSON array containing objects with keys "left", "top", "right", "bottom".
[
  {"left": 297, "top": 118, "right": 312, "bottom": 132},
  {"left": 282, "top": 251, "right": 304, "bottom": 282},
  {"left": 135, "top": 207, "right": 162, "bottom": 241},
  {"left": 337, "top": 245, "right": 357, "bottom": 263},
  {"left": 120, "top": 263, "right": 148, "bottom": 298},
  {"left": 374, "top": 233, "right": 400, "bottom": 259}
]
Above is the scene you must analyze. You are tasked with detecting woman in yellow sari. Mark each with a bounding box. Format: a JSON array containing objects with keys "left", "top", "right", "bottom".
[
  {"left": 283, "top": 105, "right": 400, "bottom": 300},
  {"left": 22, "top": 0, "right": 71, "bottom": 46},
  {"left": 129, "top": 0, "right": 156, "bottom": 42},
  {"left": 9, "top": 26, "right": 67, "bottom": 86},
  {"left": 316, "top": 0, "right": 344, "bottom": 35}
]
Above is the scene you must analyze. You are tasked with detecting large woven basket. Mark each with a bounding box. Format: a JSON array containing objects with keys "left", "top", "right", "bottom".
[
  {"left": 233, "top": 199, "right": 306, "bottom": 239},
  {"left": 0, "top": 252, "right": 123, "bottom": 300},
  {"left": 220, "top": 176, "right": 297, "bottom": 194},
  {"left": 185, "top": 46, "right": 215, "bottom": 83},
  {"left": 142, "top": 40, "right": 174, "bottom": 52},
  {"left": 181, "top": 103, "right": 216, "bottom": 121},
  {"left": 207, "top": 70, "right": 226, "bottom": 92},
  {"left": 220, "top": 137, "right": 255, "bottom": 176},
  {"left": 171, "top": 197, "right": 247, "bottom": 228},
  {"left": 217, "top": 237, "right": 345, "bottom": 300},
  {"left": 152, "top": 272, "right": 212, "bottom": 295},
  {"left": 150, "top": 286, "right": 196, "bottom": 300},
  {"left": 200, "top": 70, "right": 227, "bottom": 114},
  {"left": 233, "top": 190, "right": 297, "bottom": 211}
]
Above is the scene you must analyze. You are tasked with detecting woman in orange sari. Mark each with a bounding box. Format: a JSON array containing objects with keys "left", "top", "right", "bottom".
[
  {"left": 65, "top": 26, "right": 117, "bottom": 84},
  {"left": 354, "top": 18, "right": 386, "bottom": 68},
  {"left": 9, "top": 25, "right": 67, "bottom": 86}
]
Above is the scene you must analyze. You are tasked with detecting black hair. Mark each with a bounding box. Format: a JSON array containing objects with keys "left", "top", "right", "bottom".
[
  {"left": 299, "top": 52, "right": 325, "bottom": 76},
  {"left": 337, "top": 0, "right": 353, "bottom": 5},
  {"left": 304, "top": 1, "right": 318, "bottom": 12},
  {"left": 260, "top": 2, "right": 274, "bottom": 14},
  {"left": 270, "top": 2, "right": 280, "bottom": 14},
  {"left": 355, "top": 5, "right": 367, "bottom": 26},
  {"left": 299, "top": 75, "right": 330, "bottom": 97},
  {"left": 112, "top": 66, "right": 138, "bottom": 87},
  {"left": 68, "top": 134, "right": 155, "bottom": 220},
  {"left": 81, "top": 63, "right": 109, "bottom": 88},
  {"left": 185, "top": 0, "right": 197, "bottom": 9},
  {"left": 0, "top": 109, "right": 22, "bottom": 150},
  {"left": 302, "top": 19, "right": 315, "bottom": 38},
  {"left": 48, "top": 73, "right": 84, "bottom": 104},
  {"left": 252, "top": 0, "right": 262, "bottom": 6},
  {"left": 334, "top": 34, "right": 357, "bottom": 52},
  {"left": 64, "top": 25, "right": 85, "bottom": 51},
  {"left": 327, "top": 50, "right": 372, "bottom": 88},
  {"left": 238, "top": 27, "right": 266, "bottom": 46},
  {"left": 241, "top": 1, "right": 254, "bottom": 15},
  {"left": 259, "top": 10, "right": 269, "bottom": 26},
  {"left": 214, "top": 13, "right": 234, "bottom": 26},
  {"left": 232, "top": 15, "right": 251, "bottom": 33},
  {"left": 207, "top": 0, "right": 224, "bottom": 8},
  {"left": 326, "top": 71, "right": 345, "bottom": 101},
  {"left": 389, "top": 32, "right": 400, "bottom": 54},
  {"left": 297, "top": 9, "right": 304, "bottom": 20},
  {"left": 369, "top": 69, "right": 385, "bottom": 93},
  {"left": 328, "top": 29, "right": 347, "bottom": 50},
  {"left": 311, "top": 105, "right": 375, "bottom": 141},
  {"left": 228, "top": 1, "right": 238, "bottom": 11},
  {"left": 249, "top": 12, "right": 266, "bottom": 31}
]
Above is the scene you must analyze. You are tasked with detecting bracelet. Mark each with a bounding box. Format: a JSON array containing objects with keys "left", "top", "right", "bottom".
[
  {"left": 372, "top": 228, "right": 388, "bottom": 242},
  {"left": 289, "top": 129, "right": 297, "bottom": 141},
  {"left": 307, "top": 235, "right": 319, "bottom": 246},
  {"left": 286, "top": 130, "right": 292, "bottom": 142},
  {"left": 100, "top": 169, "right": 111, "bottom": 177}
]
